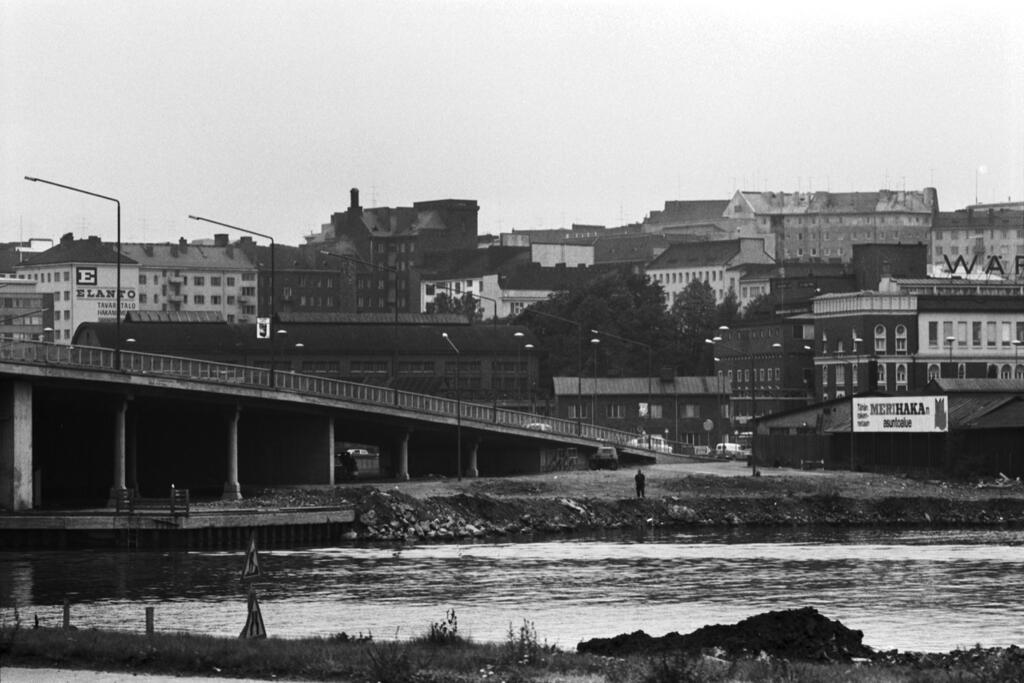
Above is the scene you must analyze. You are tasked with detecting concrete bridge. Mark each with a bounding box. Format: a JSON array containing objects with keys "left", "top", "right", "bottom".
[{"left": 0, "top": 342, "right": 652, "bottom": 510}]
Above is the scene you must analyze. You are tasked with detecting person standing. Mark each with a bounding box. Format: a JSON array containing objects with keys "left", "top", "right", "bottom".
[{"left": 634, "top": 468, "right": 646, "bottom": 498}]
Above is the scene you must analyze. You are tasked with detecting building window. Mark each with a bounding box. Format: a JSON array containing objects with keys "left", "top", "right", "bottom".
[
  {"left": 194, "top": 276, "right": 204, "bottom": 286},
  {"left": 649, "top": 404, "right": 663, "bottom": 419},
  {"left": 1000, "top": 364, "right": 1012, "bottom": 379},
  {"left": 895, "top": 325, "right": 907, "bottom": 354},
  {"left": 211, "top": 276, "right": 221, "bottom": 286},
  {"left": 957, "top": 363, "right": 966, "bottom": 379},
  {"left": 927, "top": 363, "right": 940, "bottom": 381},
  {"left": 194, "top": 295, "right": 205, "bottom": 304},
  {"left": 928, "top": 322, "right": 938, "bottom": 348},
  {"left": 211, "top": 295, "right": 221, "bottom": 304},
  {"left": 139, "top": 274, "right": 147, "bottom": 285},
  {"left": 972, "top": 322, "right": 982, "bottom": 347},
  {"left": 877, "top": 363, "right": 887, "bottom": 386},
  {"left": 606, "top": 404, "right": 625, "bottom": 419},
  {"left": 874, "top": 324, "right": 886, "bottom": 354},
  {"left": 896, "top": 363, "right": 907, "bottom": 388},
  {"left": 836, "top": 364, "right": 845, "bottom": 385},
  {"left": 987, "top": 321, "right": 997, "bottom": 347}
]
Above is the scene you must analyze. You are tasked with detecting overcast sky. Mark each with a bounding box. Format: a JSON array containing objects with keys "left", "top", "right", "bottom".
[{"left": 3, "top": 1, "right": 1023, "bottom": 247}]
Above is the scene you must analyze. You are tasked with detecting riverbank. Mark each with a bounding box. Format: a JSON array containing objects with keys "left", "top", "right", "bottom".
[
  {"left": 206, "top": 460, "right": 1024, "bottom": 542},
  {"left": 3, "top": 607, "right": 1023, "bottom": 682}
]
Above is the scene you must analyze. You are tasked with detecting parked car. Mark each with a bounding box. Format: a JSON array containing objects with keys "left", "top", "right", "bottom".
[
  {"left": 590, "top": 445, "right": 619, "bottom": 470},
  {"left": 627, "top": 434, "right": 673, "bottom": 454},
  {"left": 715, "top": 442, "right": 744, "bottom": 459},
  {"left": 524, "top": 421, "right": 552, "bottom": 432}
]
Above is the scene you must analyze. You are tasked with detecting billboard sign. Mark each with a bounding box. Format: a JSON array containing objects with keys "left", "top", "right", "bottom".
[{"left": 853, "top": 396, "right": 948, "bottom": 433}]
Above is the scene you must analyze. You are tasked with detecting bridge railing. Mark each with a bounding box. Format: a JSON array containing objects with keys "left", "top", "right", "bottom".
[{"left": 2, "top": 341, "right": 646, "bottom": 447}]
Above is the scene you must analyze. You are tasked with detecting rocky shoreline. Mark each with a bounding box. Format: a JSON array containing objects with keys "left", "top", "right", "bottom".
[{"left": 235, "top": 482, "right": 1024, "bottom": 543}]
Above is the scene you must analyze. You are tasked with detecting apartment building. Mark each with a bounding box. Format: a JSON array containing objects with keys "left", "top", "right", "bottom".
[{"left": 723, "top": 189, "right": 938, "bottom": 264}]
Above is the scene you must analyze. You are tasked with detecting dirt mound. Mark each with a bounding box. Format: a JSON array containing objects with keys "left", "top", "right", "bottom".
[{"left": 577, "top": 607, "right": 874, "bottom": 662}]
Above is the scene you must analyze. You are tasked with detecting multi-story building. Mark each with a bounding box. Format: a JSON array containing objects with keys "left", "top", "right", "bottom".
[
  {"left": 121, "top": 236, "right": 258, "bottom": 323},
  {"left": 552, "top": 376, "right": 730, "bottom": 447},
  {"left": 645, "top": 238, "right": 774, "bottom": 306},
  {"left": 311, "top": 188, "right": 479, "bottom": 315},
  {"left": 709, "top": 319, "right": 816, "bottom": 422},
  {"left": 15, "top": 234, "right": 140, "bottom": 343},
  {"left": 0, "top": 276, "right": 53, "bottom": 341},
  {"left": 929, "top": 208, "right": 1024, "bottom": 279},
  {"left": 723, "top": 189, "right": 938, "bottom": 264},
  {"left": 811, "top": 292, "right": 920, "bottom": 399}
]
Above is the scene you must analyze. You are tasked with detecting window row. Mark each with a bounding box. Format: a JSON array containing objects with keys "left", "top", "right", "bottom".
[{"left": 927, "top": 321, "right": 1024, "bottom": 348}]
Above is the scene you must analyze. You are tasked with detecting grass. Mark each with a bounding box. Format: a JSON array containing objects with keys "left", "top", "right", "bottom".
[{"left": 3, "top": 615, "right": 1024, "bottom": 683}]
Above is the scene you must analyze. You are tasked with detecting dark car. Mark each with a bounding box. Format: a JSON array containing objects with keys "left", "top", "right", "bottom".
[{"left": 590, "top": 445, "right": 619, "bottom": 470}]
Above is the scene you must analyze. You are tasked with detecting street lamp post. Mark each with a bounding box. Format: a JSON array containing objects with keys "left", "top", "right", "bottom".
[
  {"left": 522, "top": 308, "right": 584, "bottom": 434},
  {"left": 708, "top": 328, "right": 760, "bottom": 475},
  {"left": 945, "top": 335, "right": 956, "bottom": 378},
  {"left": 26, "top": 177, "right": 123, "bottom": 368},
  {"left": 189, "top": 216, "right": 276, "bottom": 383},
  {"left": 591, "top": 328, "right": 653, "bottom": 438},
  {"left": 590, "top": 337, "right": 600, "bottom": 426},
  {"left": 514, "top": 331, "right": 525, "bottom": 402},
  {"left": 524, "top": 343, "right": 535, "bottom": 411},
  {"left": 426, "top": 282, "right": 500, "bottom": 416},
  {"left": 320, "top": 251, "right": 400, "bottom": 404},
  {"left": 442, "top": 332, "right": 462, "bottom": 481},
  {"left": 1014, "top": 339, "right": 1023, "bottom": 379}
]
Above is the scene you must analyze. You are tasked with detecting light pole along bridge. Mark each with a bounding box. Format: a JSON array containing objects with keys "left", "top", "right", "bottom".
[{"left": 0, "top": 342, "right": 654, "bottom": 511}]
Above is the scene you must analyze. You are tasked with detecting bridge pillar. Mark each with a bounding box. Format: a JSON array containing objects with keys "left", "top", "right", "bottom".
[
  {"left": 0, "top": 380, "right": 33, "bottom": 511},
  {"left": 395, "top": 430, "right": 410, "bottom": 481},
  {"left": 107, "top": 398, "right": 128, "bottom": 507},
  {"left": 127, "top": 400, "right": 138, "bottom": 493},
  {"left": 466, "top": 438, "right": 480, "bottom": 478},
  {"left": 223, "top": 405, "right": 242, "bottom": 500},
  {"left": 326, "top": 416, "right": 335, "bottom": 485}
]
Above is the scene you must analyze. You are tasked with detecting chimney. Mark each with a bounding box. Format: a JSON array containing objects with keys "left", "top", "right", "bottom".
[
  {"left": 350, "top": 187, "right": 362, "bottom": 214},
  {"left": 214, "top": 233, "right": 229, "bottom": 247},
  {"left": 178, "top": 236, "right": 188, "bottom": 253},
  {"left": 60, "top": 232, "right": 75, "bottom": 246}
]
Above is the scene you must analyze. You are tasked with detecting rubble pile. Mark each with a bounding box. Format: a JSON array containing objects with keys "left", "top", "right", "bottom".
[{"left": 577, "top": 607, "right": 874, "bottom": 662}]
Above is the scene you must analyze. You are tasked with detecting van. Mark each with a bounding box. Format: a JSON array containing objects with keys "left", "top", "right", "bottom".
[
  {"left": 591, "top": 445, "right": 619, "bottom": 470},
  {"left": 715, "top": 442, "right": 743, "bottom": 459}
]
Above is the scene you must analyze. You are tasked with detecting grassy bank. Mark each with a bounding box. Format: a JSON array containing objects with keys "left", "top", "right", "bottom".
[{"left": 3, "top": 616, "right": 1024, "bottom": 682}]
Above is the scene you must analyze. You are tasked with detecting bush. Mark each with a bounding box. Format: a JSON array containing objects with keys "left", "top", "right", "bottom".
[
  {"left": 362, "top": 631, "right": 433, "bottom": 683},
  {"left": 422, "top": 609, "right": 464, "bottom": 646},
  {"left": 502, "top": 619, "right": 554, "bottom": 667}
]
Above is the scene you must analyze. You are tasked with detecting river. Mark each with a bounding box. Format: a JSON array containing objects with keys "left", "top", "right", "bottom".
[{"left": 2, "top": 526, "right": 1022, "bottom": 653}]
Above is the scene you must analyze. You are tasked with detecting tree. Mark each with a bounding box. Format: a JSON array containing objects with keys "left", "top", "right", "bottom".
[
  {"left": 514, "top": 267, "right": 680, "bottom": 380},
  {"left": 716, "top": 289, "right": 741, "bottom": 329},
  {"left": 426, "top": 292, "right": 483, "bottom": 321},
  {"left": 668, "top": 280, "right": 718, "bottom": 374}
]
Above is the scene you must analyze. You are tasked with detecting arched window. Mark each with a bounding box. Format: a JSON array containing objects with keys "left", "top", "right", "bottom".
[
  {"left": 1016, "top": 364, "right": 1024, "bottom": 379},
  {"left": 957, "top": 363, "right": 967, "bottom": 379},
  {"left": 874, "top": 324, "right": 887, "bottom": 354},
  {"left": 896, "top": 363, "right": 907, "bottom": 388},
  {"left": 727, "top": 370, "right": 733, "bottom": 382},
  {"left": 895, "top": 325, "right": 908, "bottom": 354},
  {"left": 838, "top": 340, "right": 845, "bottom": 354},
  {"left": 927, "top": 363, "right": 940, "bottom": 381},
  {"left": 877, "top": 362, "right": 887, "bottom": 386},
  {"left": 1000, "top": 364, "right": 1012, "bottom": 379}
]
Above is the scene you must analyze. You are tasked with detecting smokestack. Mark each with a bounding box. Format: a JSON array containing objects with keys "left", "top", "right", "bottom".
[{"left": 350, "top": 187, "right": 361, "bottom": 214}]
